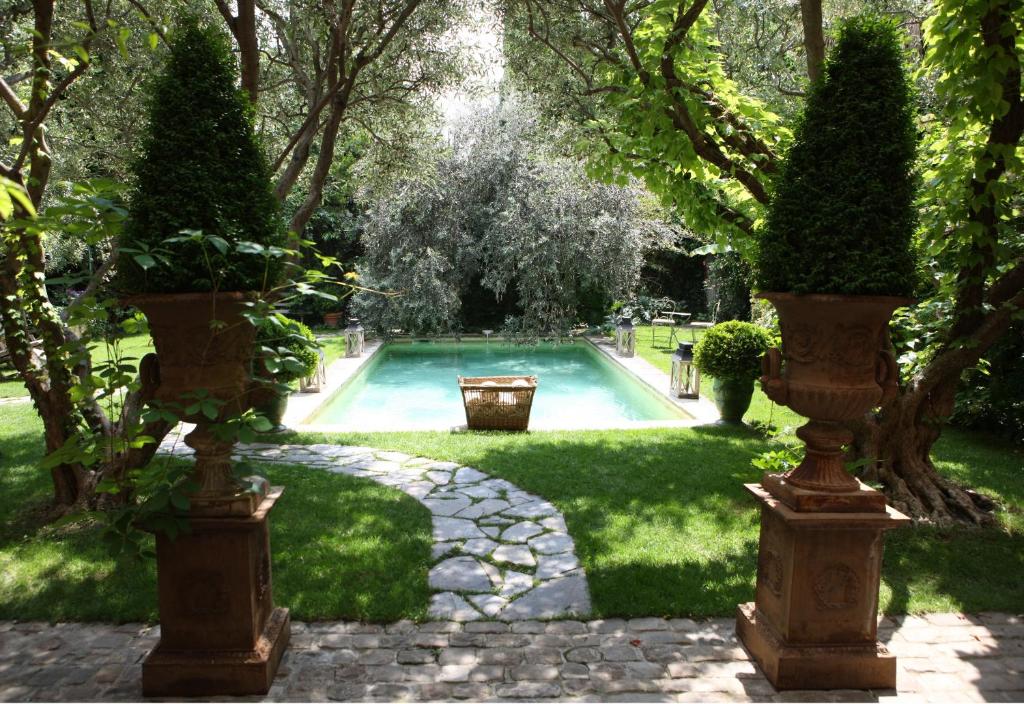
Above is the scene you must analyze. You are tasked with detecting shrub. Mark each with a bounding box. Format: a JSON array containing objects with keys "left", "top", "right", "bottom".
[
  {"left": 117, "top": 17, "right": 283, "bottom": 293},
  {"left": 756, "top": 16, "right": 917, "bottom": 296},
  {"left": 255, "top": 315, "right": 319, "bottom": 384},
  {"left": 693, "top": 321, "right": 772, "bottom": 380}
]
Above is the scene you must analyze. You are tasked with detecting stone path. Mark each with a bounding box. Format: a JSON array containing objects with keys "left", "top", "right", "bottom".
[
  {"left": 0, "top": 396, "right": 29, "bottom": 406},
  {"left": 158, "top": 434, "right": 591, "bottom": 622},
  {"left": 2, "top": 614, "right": 1022, "bottom": 701}
]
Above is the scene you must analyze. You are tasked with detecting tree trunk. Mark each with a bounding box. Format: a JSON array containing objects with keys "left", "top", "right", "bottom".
[
  {"left": 854, "top": 378, "right": 995, "bottom": 526},
  {"left": 799, "top": 0, "right": 826, "bottom": 83}
]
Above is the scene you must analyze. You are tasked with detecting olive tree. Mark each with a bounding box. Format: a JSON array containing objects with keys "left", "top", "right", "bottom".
[{"left": 355, "top": 101, "right": 678, "bottom": 336}]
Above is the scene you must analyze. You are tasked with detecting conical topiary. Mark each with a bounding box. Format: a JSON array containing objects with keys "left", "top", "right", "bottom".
[
  {"left": 118, "top": 17, "right": 282, "bottom": 293},
  {"left": 756, "top": 16, "right": 917, "bottom": 296}
]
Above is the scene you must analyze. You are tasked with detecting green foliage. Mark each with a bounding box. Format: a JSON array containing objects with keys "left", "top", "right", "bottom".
[
  {"left": 756, "top": 16, "right": 918, "bottom": 296},
  {"left": 256, "top": 314, "right": 320, "bottom": 384},
  {"left": 692, "top": 320, "right": 771, "bottom": 380},
  {"left": 706, "top": 252, "right": 753, "bottom": 322},
  {"left": 355, "top": 101, "right": 676, "bottom": 338},
  {"left": 117, "top": 17, "right": 283, "bottom": 294},
  {"left": 951, "top": 321, "right": 1024, "bottom": 444},
  {"left": 501, "top": 1, "right": 789, "bottom": 255}
]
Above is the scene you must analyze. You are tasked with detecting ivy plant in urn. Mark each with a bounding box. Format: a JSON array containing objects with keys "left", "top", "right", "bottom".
[{"left": 755, "top": 16, "right": 917, "bottom": 510}]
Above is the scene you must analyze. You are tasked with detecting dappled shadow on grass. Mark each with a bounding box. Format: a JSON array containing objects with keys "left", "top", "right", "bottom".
[
  {"left": 264, "top": 463, "right": 432, "bottom": 622},
  {"left": 882, "top": 523, "right": 1024, "bottom": 615},
  {"left": 0, "top": 406, "right": 433, "bottom": 622},
  {"left": 292, "top": 423, "right": 1024, "bottom": 617},
  {"left": 585, "top": 540, "right": 759, "bottom": 619}
]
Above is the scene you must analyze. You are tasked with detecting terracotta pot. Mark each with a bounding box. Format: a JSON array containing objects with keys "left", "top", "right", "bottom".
[
  {"left": 713, "top": 377, "right": 755, "bottom": 423},
  {"left": 126, "top": 292, "right": 257, "bottom": 421},
  {"left": 758, "top": 292, "right": 910, "bottom": 493},
  {"left": 323, "top": 312, "right": 342, "bottom": 328},
  {"left": 126, "top": 292, "right": 266, "bottom": 516}
]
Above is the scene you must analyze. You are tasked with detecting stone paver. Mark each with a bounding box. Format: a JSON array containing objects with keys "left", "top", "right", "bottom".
[
  {"left": 159, "top": 431, "right": 592, "bottom": 621},
  {"left": 2, "top": 614, "right": 1021, "bottom": 701}
]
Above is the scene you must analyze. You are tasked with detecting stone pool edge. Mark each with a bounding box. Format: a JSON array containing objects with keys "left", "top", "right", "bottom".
[
  {"left": 282, "top": 336, "right": 719, "bottom": 433},
  {"left": 282, "top": 338, "right": 386, "bottom": 429},
  {"left": 581, "top": 336, "right": 719, "bottom": 426}
]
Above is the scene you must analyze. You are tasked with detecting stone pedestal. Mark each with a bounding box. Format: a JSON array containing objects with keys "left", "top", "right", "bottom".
[
  {"left": 142, "top": 489, "right": 290, "bottom": 697},
  {"left": 736, "top": 483, "right": 909, "bottom": 690}
]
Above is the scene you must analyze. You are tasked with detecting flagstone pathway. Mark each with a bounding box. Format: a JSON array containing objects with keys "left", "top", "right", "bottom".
[{"left": 158, "top": 434, "right": 592, "bottom": 622}]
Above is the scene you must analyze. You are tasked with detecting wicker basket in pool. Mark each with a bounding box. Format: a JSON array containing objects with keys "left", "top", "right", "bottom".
[{"left": 458, "top": 375, "right": 538, "bottom": 431}]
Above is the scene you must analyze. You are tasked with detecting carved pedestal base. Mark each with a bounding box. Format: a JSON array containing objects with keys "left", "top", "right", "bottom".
[
  {"left": 737, "top": 484, "right": 909, "bottom": 691},
  {"left": 736, "top": 603, "right": 897, "bottom": 690},
  {"left": 142, "top": 490, "right": 290, "bottom": 697}
]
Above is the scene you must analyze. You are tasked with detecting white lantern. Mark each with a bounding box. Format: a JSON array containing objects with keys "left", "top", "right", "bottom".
[
  {"left": 615, "top": 316, "right": 635, "bottom": 357},
  {"left": 345, "top": 318, "right": 365, "bottom": 358},
  {"left": 670, "top": 341, "right": 700, "bottom": 398}
]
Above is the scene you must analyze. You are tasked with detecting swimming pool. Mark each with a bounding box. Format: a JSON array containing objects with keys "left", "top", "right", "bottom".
[{"left": 304, "top": 340, "right": 690, "bottom": 430}]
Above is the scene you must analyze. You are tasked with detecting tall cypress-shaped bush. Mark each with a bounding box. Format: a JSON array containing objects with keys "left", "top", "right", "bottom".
[
  {"left": 756, "top": 16, "right": 917, "bottom": 296},
  {"left": 118, "top": 18, "right": 282, "bottom": 293}
]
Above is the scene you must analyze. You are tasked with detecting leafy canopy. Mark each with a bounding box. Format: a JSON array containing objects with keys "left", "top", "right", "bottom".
[
  {"left": 756, "top": 16, "right": 918, "bottom": 296},
  {"left": 117, "top": 17, "right": 283, "bottom": 294}
]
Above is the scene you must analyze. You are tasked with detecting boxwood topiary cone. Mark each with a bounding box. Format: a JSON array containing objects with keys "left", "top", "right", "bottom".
[
  {"left": 756, "top": 16, "right": 917, "bottom": 297},
  {"left": 118, "top": 16, "right": 283, "bottom": 294}
]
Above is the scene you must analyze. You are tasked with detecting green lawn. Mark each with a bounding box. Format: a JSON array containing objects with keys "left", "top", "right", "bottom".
[
  {"left": 277, "top": 425, "right": 1023, "bottom": 618},
  {"left": 0, "top": 378, "right": 27, "bottom": 398},
  {"left": 0, "top": 401, "right": 431, "bottom": 623},
  {"left": 320, "top": 334, "right": 348, "bottom": 365},
  {"left": 2, "top": 330, "right": 1021, "bottom": 622}
]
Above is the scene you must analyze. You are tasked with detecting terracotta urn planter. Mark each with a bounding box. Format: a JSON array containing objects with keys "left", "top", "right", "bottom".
[
  {"left": 126, "top": 291, "right": 267, "bottom": 516},
  {"left": 758, "top": 292, "right": 909, "bottom": 498},
  {"left": 128, "top": 292, "right": 290, "bottom": 696},
  {"left": 323, "top": 311, "right": 342, "bottom": 328}
]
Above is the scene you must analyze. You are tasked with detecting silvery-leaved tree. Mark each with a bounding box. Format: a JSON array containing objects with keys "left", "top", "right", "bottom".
[
  {"left": 501, "top": 0, "right": 1023, "bottom": 524},
  {"left": 355, "top": 100, "right": 678, "bottom": 337}
]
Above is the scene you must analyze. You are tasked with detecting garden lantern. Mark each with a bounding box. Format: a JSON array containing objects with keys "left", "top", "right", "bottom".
[
  {"left": 615, "top": 316, "right": 635, "bottom": 357},
  {"left": 670, "top": 342, "right": 700, "bottom": 398},
  {"left": 345, "top": 318, "right": 365, "bottom": 358}
]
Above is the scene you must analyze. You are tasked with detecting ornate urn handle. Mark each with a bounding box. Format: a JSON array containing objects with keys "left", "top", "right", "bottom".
[
  {"left": 877, "top": 349, "right": 899, "bottom": 404},
  {"left": 760, "top": 347, "right": 788, "bottom": 405}
]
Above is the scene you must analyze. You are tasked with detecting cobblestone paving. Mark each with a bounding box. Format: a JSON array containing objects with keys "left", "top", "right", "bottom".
[
  {"left": 158, "top": 435, "right": 591, "bottom": 621},
  {"left": 1, "top": 614, "right": 1021, "bottom": 701}
]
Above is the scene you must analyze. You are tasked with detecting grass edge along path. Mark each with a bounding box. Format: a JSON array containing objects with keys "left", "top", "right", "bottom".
[{"left": 282, "top": 425, "right": 1023, "bottom": 619}]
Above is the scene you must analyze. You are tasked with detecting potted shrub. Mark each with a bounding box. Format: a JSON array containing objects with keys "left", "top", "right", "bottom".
[
  {"left": 692, "top": 321, "right": 772, "bottom": 423},
  {"left": 252, "top": 315, "right": 319, "bottom": 429},
  {"left": 117, "top": 17, "right": 283, "bottom": 446},
  {"left": 755, "top": 16, "right": 917, "bottom": 494},
  {"left": 116, "top": 20, "right": 292, "bottom": 695}
]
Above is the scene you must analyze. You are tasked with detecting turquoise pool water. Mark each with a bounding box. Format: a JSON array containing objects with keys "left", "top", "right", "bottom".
[{"left": 308, "top": 341, "right": 685, "bottom": 430}]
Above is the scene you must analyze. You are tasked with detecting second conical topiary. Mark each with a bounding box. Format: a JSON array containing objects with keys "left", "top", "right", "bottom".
[
  {"left": 756, "top": 16, "right": 917, "bottom": 296},
  {"left": 118, "top": 17, "right": 282, "bottom": 294}
]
